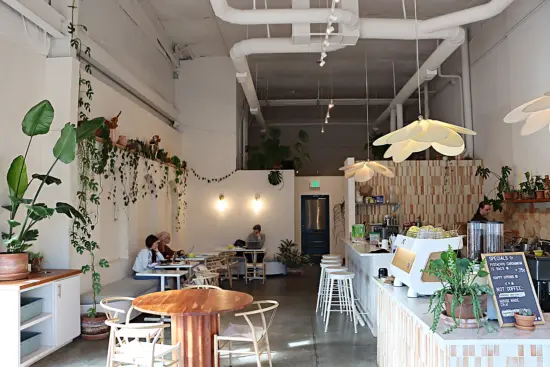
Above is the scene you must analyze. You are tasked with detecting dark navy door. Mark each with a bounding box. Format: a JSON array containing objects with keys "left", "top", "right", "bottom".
[{"left": 301, "top": 195, "right": 330, "bottom": 263}]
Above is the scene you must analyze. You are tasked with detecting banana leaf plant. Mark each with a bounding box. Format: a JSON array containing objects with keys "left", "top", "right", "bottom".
[{"left": 3, "top": 100, "right": 105, "bottom": 253}]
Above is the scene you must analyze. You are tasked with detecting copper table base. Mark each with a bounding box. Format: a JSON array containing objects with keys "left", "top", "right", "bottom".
[{"left": 172, "top": 314, "right": 219, "bottom": 367}]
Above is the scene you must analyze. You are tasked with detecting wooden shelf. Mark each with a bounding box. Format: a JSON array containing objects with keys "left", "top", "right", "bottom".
[
  {"left": 21, "top": 346, "right": 54, "bottom": 367},
  {"left": 20, "top": 313, "right": 53, "bottom": 331},
  {"left": 505, "top": 199, "right": 550, "bottom": 204},
  {"left": 94, "top": 136, "right": 177, "bottom": 169},
  {"left": 356, "top": 202, "right": 399, "bottom": 206}
]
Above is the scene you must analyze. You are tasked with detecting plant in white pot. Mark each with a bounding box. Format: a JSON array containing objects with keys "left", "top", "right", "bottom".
[
  {"left": 275, "top": 239, "right": 311, "bottom": 274},
  {"left": 1, "top": 100, "right": 104, "bottom": 281}
]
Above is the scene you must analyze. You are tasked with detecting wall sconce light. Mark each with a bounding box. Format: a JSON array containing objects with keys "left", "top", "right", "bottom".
[
  {"left": 253, "top": 194, "right": 262, "bottom": 213},
  {"left": 217, "top": 194, "right": 227, "bottom": 212}
]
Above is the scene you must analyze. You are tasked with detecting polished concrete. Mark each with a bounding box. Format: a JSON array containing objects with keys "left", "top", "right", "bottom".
[{"left": 34, "top": 267, "right": 376, "bottom": 366}]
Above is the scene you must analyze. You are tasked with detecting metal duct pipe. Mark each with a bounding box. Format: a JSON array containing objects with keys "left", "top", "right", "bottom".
[
  {"left": 419, "top": 0, "right": 514, "bottom": 33},
  {"left": 373, "top": 28, "right": 466, "bottom": 125},
  {"left": 461, "top": 36, "right": 474, "bottom": 157},
  {"left": 210, "top": 0, "right": 360, "bottom": 27}
]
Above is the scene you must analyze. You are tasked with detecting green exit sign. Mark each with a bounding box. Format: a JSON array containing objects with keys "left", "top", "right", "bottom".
[{"left": 310, "top": 179, "right": 320, "bottom": 188}]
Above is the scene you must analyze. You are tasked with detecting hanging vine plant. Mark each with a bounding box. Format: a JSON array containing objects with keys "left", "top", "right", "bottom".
[{"left": 268, "top": 170, "right": 283, "bottom": 187}]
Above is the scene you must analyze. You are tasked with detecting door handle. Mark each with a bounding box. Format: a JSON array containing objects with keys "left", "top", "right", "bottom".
[{"left": 57, "top": 284, "right": 61, "bottom": 298}]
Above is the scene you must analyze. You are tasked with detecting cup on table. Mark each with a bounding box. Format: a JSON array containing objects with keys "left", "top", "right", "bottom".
[{"left": 381, "top": 239, "right": 389, "bottom": 250}]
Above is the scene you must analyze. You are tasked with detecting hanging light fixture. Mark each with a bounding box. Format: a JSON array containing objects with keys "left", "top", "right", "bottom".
[
  {"left": 319, "top": 1, "right": 340, "bottom": 67},
  {"left": 340, "top": 49, "right": 395, "bottom": 182},
  {"left": 371, "top": 0, "right": 476, "bottom": 163},
  {"left": 504, "top": 92, "right": 550, "bottom": 135}
]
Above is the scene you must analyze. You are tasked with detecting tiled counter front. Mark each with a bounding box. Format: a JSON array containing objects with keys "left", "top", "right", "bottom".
[{"left": 376, "top": 281, "right": 550, "bottom": 367}]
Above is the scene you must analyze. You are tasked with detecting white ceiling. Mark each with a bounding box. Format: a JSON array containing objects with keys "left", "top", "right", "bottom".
[{"left": 144, "top": 0, "right": 488, "bottom": 108}]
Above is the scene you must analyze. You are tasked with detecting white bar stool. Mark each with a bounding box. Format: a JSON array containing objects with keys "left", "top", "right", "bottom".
[
  {"left": 316, "top": 260, "right": 342, "bottom": 313},
  {"left": 324, "top": 271, "right": 358, "bottom": 334},
  {"left": 321, "top": 266, "right": 348, "bottom": 318},
  {"left": 322, "top": 254, "right": 342, "bottom": 260}
]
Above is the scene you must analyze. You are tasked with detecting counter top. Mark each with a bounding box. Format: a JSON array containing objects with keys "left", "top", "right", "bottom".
[
  {"left": 342, "top": 238, "right": 393, "bottom": 257},
  {"left": 374, "top": 277, "right": 550, "bottom": 345},
  {"left": 0, "top": 269, "right": 81, "bottom": 290}
]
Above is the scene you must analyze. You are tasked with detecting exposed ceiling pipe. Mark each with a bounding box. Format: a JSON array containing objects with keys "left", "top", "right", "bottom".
[
  {"left": 230, "top": 38, "right": 346, "bottom": 130},
  {"left": 358, "top": 19, "right": 462, "bottom": 40},
  {"left": 419, "top": 0, "right": 514, "bottom": 33},
  {"left": 210, "top": 0, "right": 360, "bottom": 28},
  {"left": 372, "top": 28, "right": 465, "bottom": 125}
]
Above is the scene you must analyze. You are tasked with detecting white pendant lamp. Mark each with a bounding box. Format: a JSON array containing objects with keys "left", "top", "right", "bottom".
[
  {"left": 370, "top": 0, "right": 476, "bottom": 163},
  {"left": 339, "top": 50, "right": 395, "bottom": 182},
  {"left": 504, "top": 92, "right": 550, "bottom": 135}
]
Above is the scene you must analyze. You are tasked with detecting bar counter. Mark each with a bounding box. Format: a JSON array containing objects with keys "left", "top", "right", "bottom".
[
  {"left": 343, "top": 238, "right": 393, "bottom": 336},
  {"left": 375, "top": 279, "right": 550, "bottom": 367}
]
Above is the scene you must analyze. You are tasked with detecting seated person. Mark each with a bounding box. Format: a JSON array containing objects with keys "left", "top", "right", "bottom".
[
  {"left": 157, "top": 231, "right": 186, "bottom": 259},
  {"left": 246, "top": 224, "right": 266, "bottom": 248},
  {"left": 133, "top": 235, "right": 166, "bottom": 290}
]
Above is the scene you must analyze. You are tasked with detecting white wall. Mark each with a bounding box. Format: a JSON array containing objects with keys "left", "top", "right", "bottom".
[
  {"left": 430, "top": 0, "right": 550, "bottom": 190},
  {"left": 176, "top": 57, "right": 237, "bottom": 176},
  {"left": 69, "top": 73, "right": 183, "bottom": 293},
  {"left": 183, "top": 170, "right": 295, "bottom": 258},
  {"left": 294, "top": 176, "right": 346, "bottom": 255}
]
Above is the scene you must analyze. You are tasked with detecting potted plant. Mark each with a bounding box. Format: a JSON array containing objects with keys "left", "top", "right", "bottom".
[
  {"left": 247, "top": 128, "right": 311, "bottom": 171},
  {"left": 1, "top": 100, "right": 103, "bottom": 281},
  {"left": 535, "top": 175, "right": 545, "bottom": 199},
  {"left": 28, "top": 252, "right": 44, "bottom": 273},
  {"left": 475, "top": 165, "right": 512, "bottom": 209},
  {"left": 514, "top": 308, "right": 536, "bottom": 330},
  {"left": 275, "top": 239, "right": 311, "bottom": 274},
  {"left": 424, "top": 246, "right": 495, "bottom": 334},
  {"left": 519, "top": 172, "right": 537, "bottom": 199}
]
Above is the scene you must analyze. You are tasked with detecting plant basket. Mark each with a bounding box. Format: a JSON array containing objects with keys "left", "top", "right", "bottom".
[
  {"left": 443, "top": 293, "right": 487, "bottom": 324},
  {"left": 81, "top": 313, "right": 109, "bottom": 340},
  {"left": 0, "top": 253, "right": 30, "bottom": 281}
]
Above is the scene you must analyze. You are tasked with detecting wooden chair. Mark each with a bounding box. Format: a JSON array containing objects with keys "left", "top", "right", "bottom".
[
  {"left": 105, "top": 320, "right": 180, "bottom": 367},
  {"left": 193, "top": 271, "right": 220, "bottom": 287},
  {"left": 184, "top": 284, "right": 222, "bottom": 290},
  {"left": 214, "top": 300, "right": 279, "bottom": 367},
  {"left": 244, "top": 251, "right": 266, "bottom": 284},
  {"left": 218, "top": 251, "right": 239, "bottom": 288}
]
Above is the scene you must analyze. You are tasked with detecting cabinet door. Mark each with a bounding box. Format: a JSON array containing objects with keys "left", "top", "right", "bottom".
[{"left": 54, "top": 275, "right": 81, "bottom": 347}]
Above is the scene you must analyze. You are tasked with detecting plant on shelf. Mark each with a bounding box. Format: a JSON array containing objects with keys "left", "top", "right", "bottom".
[
  {"left": 514, "top": 308, "right": 536, "bottom": 330},
  {"left": 28, "top": 251, "right": 44, "bottom": 273},
  {"left": 519, "top": 172, "right": 539, "bottom": 199},
  {"left": 423, "top": 246, "right": 494, "bottom": 334},
  {"left": 475, "top": 165, "right": 512, "bottom": 211},
  {"left": 248, "top": 128, "right": 311, "bottom": 170},
  {"left": 275, "top": 239, "right": 312, "bottom": 273},
  {"left": 535, "top": 175, "right": 545, "bottom": 199},
  {"left": 1, "top": 100, "right": 104, "bottom": 281}
]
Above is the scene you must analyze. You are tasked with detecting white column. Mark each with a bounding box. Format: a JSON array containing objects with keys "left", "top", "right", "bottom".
[
  {"left": 396, "top": 104, "right": 404, "bottom": 129},
  {"left": 344, "top": 157, "right": 356, "bottom": 241},
  {"left": 390, "top": 106, "right": 397, "bottom": 132},
  {"left": 461, "top": 34, "right": 474, "bottom": 158}
]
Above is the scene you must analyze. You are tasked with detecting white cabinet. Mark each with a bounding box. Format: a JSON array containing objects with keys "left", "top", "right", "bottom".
[{"left": 54, "top": 275, "right": 81, "bottom": 347}]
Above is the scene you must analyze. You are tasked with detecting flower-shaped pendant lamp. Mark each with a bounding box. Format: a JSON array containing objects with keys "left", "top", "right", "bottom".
[
  {"left": 339, "top": 49, "right": 395, "bottom": 182},
  {"left": 504, "top": 92, "right": 550, "bottom": 135}
]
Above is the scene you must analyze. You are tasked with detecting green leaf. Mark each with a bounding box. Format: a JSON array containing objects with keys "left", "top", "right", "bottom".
[
  {"left": 477, "top": 270, "right": 489, "bottom": 278},
  {"left": 21, "top": 229, "right": 39, "bottom": 242},
  {"left": 7, "top": 220, "right": 20, "bottom": 228},
  {"left": 22, "top": 100, "right": 54, "bottom": 136},
  {"left": 76, "top": 117, "right": 105, "bottom": 142},
  {"left": 456, "top": 258, "right": 471, "bottom": 273},
  {"left": 26, "top": 204, "right": 54, "bottom": 220},
  {"left": 32, "top": 174, "right": 62, "bottom": 185},
  {"left": 81, "top": 264, "right": 90, "bottom": 274},
  {"left": 53, "top": 123, "right": 77, "bottom": 164},
  {"left": 99, "top": 259, "right": 110, "bottom": 268},
  {"left": 55, "top": 202, "right": 85, "bottom": 223},
  {"left": 7, "top": 156, "right": 28, "bottom": 199}
]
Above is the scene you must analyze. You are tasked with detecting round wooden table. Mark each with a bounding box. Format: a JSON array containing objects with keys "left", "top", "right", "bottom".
[{"left": 133, "top": 289, "right": 253, "bottom": 367}]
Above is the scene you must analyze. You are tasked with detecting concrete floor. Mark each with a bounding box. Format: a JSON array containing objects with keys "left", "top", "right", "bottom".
[{"left": 34, "top": 267, "right": 377, "bottom": 366}]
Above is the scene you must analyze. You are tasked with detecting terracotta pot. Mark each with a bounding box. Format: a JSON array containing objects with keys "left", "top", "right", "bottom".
[
  {"left": 117, "top": 135, "right": 127, "bottom": 146},
  {"left": 512, "top": 191, "right": 520, "bottom": 200},
  {"left": 514, "top": 313, "right": 536, "bottom": 327},
  {"left": 81, "top": 313, "right": 110, "bottom": 340},
  {"left": 536, "top": 190, "right": 545, "bottom": 200},
  {"left": 504, "top": 191, "right": 513, "bottom": 200},
  {"left": 0, "top": 252, "right": 30, "bottom": 281},
  {"left": 444, "top": 293, "right": 487, "bottom": 320}
]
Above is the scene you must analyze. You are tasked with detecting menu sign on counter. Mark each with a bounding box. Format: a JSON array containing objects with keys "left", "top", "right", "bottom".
[{"left": 482, "top": 253, "right": 545, "bottom": 327}]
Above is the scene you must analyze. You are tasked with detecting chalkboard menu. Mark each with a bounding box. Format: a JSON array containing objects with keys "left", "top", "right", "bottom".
[{"left": 482, "top": 253, "right": 545, "bottom": 327}]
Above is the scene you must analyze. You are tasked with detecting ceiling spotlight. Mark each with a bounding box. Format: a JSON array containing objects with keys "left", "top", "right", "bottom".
[
  {"left": 329, "top": 99, "right": 334, "bottom": 109},
  {"left": 319, "top": 60, "right": 326, "bottom": 67},
  {"left": 329, "top": 14, "right": 338, "bottom": 22},
  {"left": 323, "top": 39, "right": 330, "bottom": 48},
  {"left": 326, "top": 26, "right": 334, "bottom": 34},
  {"left": 321, "top": 52, "right": 327, "bottom": 58},
  {"left": 321, "top": 126, "right": 325, "bottom": 133},
  {"left": 326, "top": 111, "right": 330, "bottom": 118},
  {"left": 325, "top": 118, "right": 329, "bottom": 124}
]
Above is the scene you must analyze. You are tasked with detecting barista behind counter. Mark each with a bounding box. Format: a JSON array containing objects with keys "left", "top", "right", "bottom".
[{"left": 471, "top": 200, "right": 492, "bottom": 222}]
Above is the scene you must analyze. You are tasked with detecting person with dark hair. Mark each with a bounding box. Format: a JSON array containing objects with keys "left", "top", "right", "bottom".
[
  {"left": 471, "top": 201, "right": 492, "bottom": 222},
  {"left": 246, "top": 224, "right": 266, "bottom": 247},
  {"left": 132, "top": 234, "right": 165, "bottom": 273}
]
